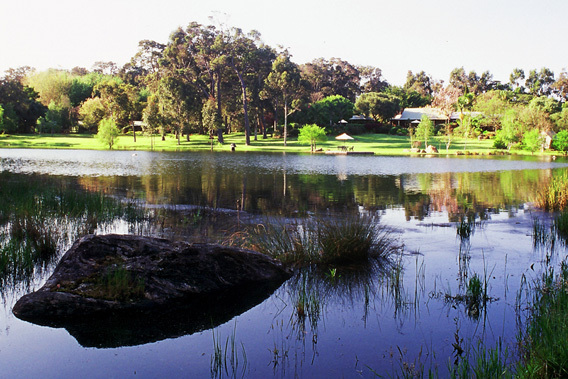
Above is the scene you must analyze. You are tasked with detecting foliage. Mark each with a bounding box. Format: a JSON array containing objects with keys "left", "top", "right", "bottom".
[
  {"left": 79, "top": 97, "right": 106, "bottom": 132},
  {"left": 354, "top": 92, "right": 400, "bottom": 123},
  {"left": 385, "top": 85, "right": 431, "bottom": 109},
  {"left": 264, "top": 52, "right": 302, "bottom": 145},
  {"left": 297, "top": 124, "right": 327, "bottom": 152},
  {"left": 553, "top": 130, "right": 568, "bottom": 155},
  {"left": 415, "top": 114, "right": 434, "bottom": 146},
  {"left": 300, "top": 58, "right": 360, "bottom": 103},
  {"left": 202, "top": 96, "right": 223, "bottom": 135},
  {"left": 96, "top": 118, "right": 120, "bottom": 149},
  {"left": 522, "top": 129, "right": 544, "bottom": 154},
  {"left": 307, "top": 95, "right": 354, "bottom": 127},
  {"left": 0, "top": 77, "right": 46, "bottom": 133}
]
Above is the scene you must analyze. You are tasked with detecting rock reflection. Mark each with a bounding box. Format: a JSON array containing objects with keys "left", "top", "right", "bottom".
[{"left": 45, "top": 282, "right": 283, "bottom": 348}]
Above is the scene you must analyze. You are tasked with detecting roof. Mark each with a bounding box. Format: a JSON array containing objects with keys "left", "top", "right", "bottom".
[
  {"left": 392, "top": 108, "right": 447, "bottom": 121},
  {"left": 392, "top": 108, "right": 484, "bottom": 122}
]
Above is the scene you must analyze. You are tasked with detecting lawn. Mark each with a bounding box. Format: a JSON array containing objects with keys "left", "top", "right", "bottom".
[{"left": 0, "top": 132, "right": 555, "bottom": 157}]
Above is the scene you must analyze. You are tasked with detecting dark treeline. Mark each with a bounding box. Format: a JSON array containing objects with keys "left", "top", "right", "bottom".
[{"left": 0, "top": 21, "right": 567, "bottom": 148}]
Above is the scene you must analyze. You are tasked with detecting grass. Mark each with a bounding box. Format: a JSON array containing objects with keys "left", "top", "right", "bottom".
[
  {"left": 96, "top": 265, "right": 145, "bottom": 301},
  {"left": 250, "top": 214, "right": 400, "bottom": 266},
  {"left": 211, "top": 324, "right": 247, "bottom": 379},
  {"left": 516, "top": 262, "right": 568, "bottom": 377},
  {"left": 0, "top": 131, "right": 537, "bottom": 156},
  {"left": 534, "top": 173, "right": 568, "bottom": 211},
  {"left": 0, "top": 173, "right": 147, "bottom": 289}
]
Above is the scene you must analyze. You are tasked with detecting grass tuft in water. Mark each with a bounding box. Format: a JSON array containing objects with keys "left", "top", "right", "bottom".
[{"left": 251, "top": 214, "right": 400, "bottom": 266}]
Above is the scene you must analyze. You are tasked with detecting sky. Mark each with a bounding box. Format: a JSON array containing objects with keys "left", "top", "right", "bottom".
[{"left": 1, "top": 0, "right": 566, "bottom": 86}]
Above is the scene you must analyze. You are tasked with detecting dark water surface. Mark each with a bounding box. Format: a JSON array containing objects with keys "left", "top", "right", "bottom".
[{"left": 1, "top": 149, "right": 567, "bottom": 378}]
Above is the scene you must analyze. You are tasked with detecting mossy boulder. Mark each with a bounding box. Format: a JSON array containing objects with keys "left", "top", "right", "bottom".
[{"left": 13, "top": 234, "right": 291, "bottom": 322}]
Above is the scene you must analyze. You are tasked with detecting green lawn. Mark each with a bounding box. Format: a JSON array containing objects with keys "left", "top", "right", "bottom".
[{"left": 0, "top": 132, "right": 557, "bottom": 157}]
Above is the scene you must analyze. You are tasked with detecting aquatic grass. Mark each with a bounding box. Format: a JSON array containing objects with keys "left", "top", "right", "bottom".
[
  {"left": 211, "top": 324, "right": 247, "bottom": 379},
  {"left": 0, "top": 173, "right": 147, "bottom": 291},
  {"left": 534, "top": 173, "right": 568, "bottom": 211},
  {"left": 251, "top": 214, "right": 400, "bottom": 266},
  {"left": 516, "top": 262, "right": 568, "bottom": 378},
  {"left": 449, "top": 340, "right": 512, "bottom": 378},
  {"left": 553, "top": 210, "right": 568, "bottom": 242}
]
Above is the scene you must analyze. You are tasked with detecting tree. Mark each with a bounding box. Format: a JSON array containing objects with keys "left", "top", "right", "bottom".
[
  {"left": 415, "top": 114, "right": 434, "bottom": 147},
  {"left": 551, "top": 107, "right": 568, "bottom": 130},
  {"left": 202, "top": 96, "right": 223, "bottom": 136},
  {"left": 308, "top": 95, "right": 354, "bottom": 127},
  {"left": 298, "top": 124, "right": 327, "bottom": 152},
  {"left": 156, "top": 76, "right": 200, "bottom": 144},
  {"left": 79, "top": 97, "right": 106, "bottom": 132},
  {"left": 358, "top": 66, "right": 388, "bottom": 93},
  {"left": 0, "top": 75, "right": 46, "bottom": 133},
  {"left": 526, "top": 67, "right": 555, "bottom": 97},
  {"left": 96, "top": 118, "right": 120, "bottom": 149},
  {"left": 509, "top": 68, "right": 525, "bottom": 92},
  {"left": 494, "top": 108, "right": 522, "bottom": 149},
  {"left": 449, "top": 67, "right": 468, "bottom": 92},
  {"left": 404, "top": 70, "right": 433, "bottom": 97},
  {"left": 553, "top": 130, "right": 568, "bottom": 155},
  {"left": 354, "top": 92, "right": 400, "bottom": 123},
  {"left": 522, "top": 129, "right": 544, "bottom": 154},
  {"left": 553, "top": 69, "right": 568, "bottom": 102},
  {"left": 300, "top": 58, "right": 360, "bottom": 103},
  {"left": 431, "top": 85, "right": 462, "bottom": 123},
  {"left": 0, "top": 105, "right": 4, "bottom": 132},
  {"left": 264, "top": 52, "right": 301, "bottom": 145},
  {"left": 384, "top": 86, "right": 431, "bottom": 109}
]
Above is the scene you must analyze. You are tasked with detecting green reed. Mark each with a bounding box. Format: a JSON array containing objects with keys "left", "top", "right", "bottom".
[
  {"left": 0, "top": 173, "right": 146, "bottom": 289},
  {"left": 516, "top": 262, "right": 568, "bottom": 378},
  {"left": 251, "top": 214, "right": 400, "bottom": 266}
]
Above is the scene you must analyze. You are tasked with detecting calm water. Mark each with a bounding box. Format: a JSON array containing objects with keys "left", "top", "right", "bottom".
[{"left": 1, "top": 149, "right": 567, "bottom": 378}]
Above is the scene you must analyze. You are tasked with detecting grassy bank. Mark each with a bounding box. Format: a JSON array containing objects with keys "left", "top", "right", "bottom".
[{"left": 0, "top": 132, "right": 556, "bottom": 156}]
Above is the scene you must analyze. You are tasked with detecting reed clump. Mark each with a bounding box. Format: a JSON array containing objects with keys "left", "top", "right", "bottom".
[
  {"left": 516, "top": 262, "right": 568, "bottom": 378},
  {"left": 251, "top": 214, "right": 400, "bottom": 266},
  {"left": 535, "top": 174, "right": 568, "bottom": 211}
]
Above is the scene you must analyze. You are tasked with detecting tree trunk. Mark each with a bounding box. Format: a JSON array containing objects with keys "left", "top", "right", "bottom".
[
  {"left": 259, "top": 112, "right": 267, "bottom": 139},
  {"left": 229, "top": 58, "right": 251, "bottom": 145},
  {"left": 217, "top": 128, "right": 224, "bottom": 143},
  {"left": 283, "top": 94, "right": 288, "bottom": 146}
]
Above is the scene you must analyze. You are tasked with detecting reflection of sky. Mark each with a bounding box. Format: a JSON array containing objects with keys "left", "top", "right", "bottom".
[{"left": 1, "top": 149, "right": 568, "bottom": 177}]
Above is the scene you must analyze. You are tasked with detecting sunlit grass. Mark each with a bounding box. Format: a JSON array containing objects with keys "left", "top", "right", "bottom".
[{"left": 0, "top": 132, "right": 513, "bottom": 156}]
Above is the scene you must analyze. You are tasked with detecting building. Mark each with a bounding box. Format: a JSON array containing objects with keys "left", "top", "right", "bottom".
[{"left": 391, "top": 108, "right": 483, "bottom": 128}]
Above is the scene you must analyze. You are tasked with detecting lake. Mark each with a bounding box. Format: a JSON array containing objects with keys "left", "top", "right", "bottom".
[{"left": 0, "top": 149, "right": 567, "bottom": 378}]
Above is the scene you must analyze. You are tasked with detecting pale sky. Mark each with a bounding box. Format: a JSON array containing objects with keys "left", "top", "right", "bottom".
[{"left": 1, "top": 0, "right": 566, "bottom": 86}]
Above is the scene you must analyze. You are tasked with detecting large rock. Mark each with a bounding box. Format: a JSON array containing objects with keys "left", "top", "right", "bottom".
[
  {"left": 13, "top": 234, "right": 291, "bottom": 326},
  {"left": 425, "top": 145, "right": 438, "bottom": 154}
]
